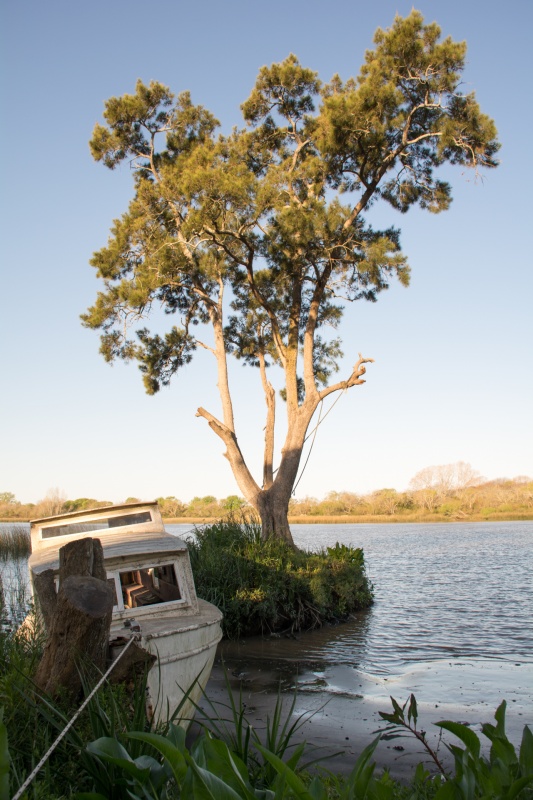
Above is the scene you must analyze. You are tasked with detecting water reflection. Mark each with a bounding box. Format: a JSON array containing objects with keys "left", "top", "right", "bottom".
[{"left": 220, "top": 607, "right": 373, "bottom": 669}]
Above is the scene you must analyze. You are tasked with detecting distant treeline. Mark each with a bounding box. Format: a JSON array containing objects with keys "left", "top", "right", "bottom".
[
  {"left": 287, "top": 477, "right": 533, "bottom": 520},
  {"left": 0, "top": 491, "right": 247, "bottom": 521},
  {"left": 1, "top": 469, "right": 532, "bottom": 521}
]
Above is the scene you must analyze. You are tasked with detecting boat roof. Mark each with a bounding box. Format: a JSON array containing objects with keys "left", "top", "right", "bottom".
[
  {"left": 29, "top": 501, "right": 188, "bottom": 570},
  {"left": 29, "top": 528, "right": 188, "bottom": 574},
  {"left": 30, "top": 500, "right": 158, "bottom": 527}
]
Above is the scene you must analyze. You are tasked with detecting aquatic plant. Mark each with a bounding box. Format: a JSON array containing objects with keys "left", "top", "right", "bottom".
[
  {"left": 0, "top": 525, "right": 30, "bottom": 561},
  {"left": 0, "top": 558, "right": 31, "bottom": 631}
]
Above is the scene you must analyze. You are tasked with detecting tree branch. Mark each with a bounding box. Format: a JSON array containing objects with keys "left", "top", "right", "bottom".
[
  {"left": 319, "top": 353, "right": 374, "bottom": 399},
  {"left": 195, "top": 406, "right": 260, "bottom": 501}
]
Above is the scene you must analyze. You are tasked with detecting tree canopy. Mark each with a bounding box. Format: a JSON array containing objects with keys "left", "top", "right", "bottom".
[{"left": 83, "top": 11, "right": 499, "bottom": 542}]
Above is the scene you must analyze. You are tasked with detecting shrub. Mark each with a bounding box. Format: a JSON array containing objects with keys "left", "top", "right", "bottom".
[{"left": 187, "top": 518, "right": 373, "bottom": 638}]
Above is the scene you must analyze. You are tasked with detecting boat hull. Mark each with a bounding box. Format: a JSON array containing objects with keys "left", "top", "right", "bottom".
[{"left": 110, "top": 599, "right": 223, "bottom": 725}]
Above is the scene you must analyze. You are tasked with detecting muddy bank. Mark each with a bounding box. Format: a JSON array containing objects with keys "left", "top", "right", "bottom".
[{"left": 193, "top": 638, "right": 533, "bottom": 782}]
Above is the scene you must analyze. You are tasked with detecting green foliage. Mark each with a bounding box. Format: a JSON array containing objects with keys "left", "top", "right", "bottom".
[
  {"left": 84, "top": 12, "right": 498, "bottom": 403},
  {"left": 2, "top": 604, "right": 531, "bottom": 800},
  {"left": 188, "top": 518, "right": 373, "bottom": 638},
  {"left": 379, "top": 695, "right": 533, "bottom": 800},
  {"left": 0, "top": 598, "right": 158, "bottom": 799},
  {"left": 0, "top": 492, "right": 17, "bottom": 505},
  {"left": 77, "top": 705, "right": 395, "bottom": 800},
  {"left": 434, "top": 702, "right": 533, "bottom": 799},
  {"left": 191, "top": 670, "right": 324, "bottom": 790},
  {"left": 63, "top": 498, "right": 112, "bottom": 512},
  {"left": 0, "top": 708, "right": 9, "bottom": 800},
  {"left": 3, "top": 476, "right": 531, "bottom": 523}
]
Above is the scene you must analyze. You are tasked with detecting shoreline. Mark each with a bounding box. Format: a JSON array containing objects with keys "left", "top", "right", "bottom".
[
  {"left": 165, "top": 512, "right": 533, "bottom": 525},
  {"left": 193, "top": 643, "right": 533, "bottom": 783},
  {"left": 2, "top": 512, "right": 532, "bottom": 524}
]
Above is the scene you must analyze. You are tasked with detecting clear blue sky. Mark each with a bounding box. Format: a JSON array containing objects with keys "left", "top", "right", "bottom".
[{"left": 1, "top": 0, "right": 531, "bottom": 505}]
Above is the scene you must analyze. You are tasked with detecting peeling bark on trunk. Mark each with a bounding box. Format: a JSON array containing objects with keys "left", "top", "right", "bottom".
[{"left": 33, "top": 569, "right": 57, "bottom": 632}]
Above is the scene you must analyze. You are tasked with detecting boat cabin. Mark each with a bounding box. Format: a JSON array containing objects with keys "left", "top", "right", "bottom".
[{"left": 29, "top": 502, "right": 199, "bottom": 620}]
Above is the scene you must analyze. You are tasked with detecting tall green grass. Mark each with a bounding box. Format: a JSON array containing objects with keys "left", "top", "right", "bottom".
[{"left": 188, "top": 518, "right": 374, "bottom": 638}]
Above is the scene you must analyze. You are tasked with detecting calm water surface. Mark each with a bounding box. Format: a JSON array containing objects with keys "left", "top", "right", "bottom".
[
  {"left": 2, "top": 520, "right": 532, "bottom": 721},
  {"left": 168, "top": 520, "right": 533, "bottom": 670},
  {"left": 171, "top": 520, "right": 533, "bottom": 724}
]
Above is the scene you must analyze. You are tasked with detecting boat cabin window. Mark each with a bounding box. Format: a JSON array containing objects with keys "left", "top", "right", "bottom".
[
  {"left": 119, "top": 564, "right": 182, "bottom": 609},
  {"left": 41, "top": 511, "right": 152, "bottom": 540}
]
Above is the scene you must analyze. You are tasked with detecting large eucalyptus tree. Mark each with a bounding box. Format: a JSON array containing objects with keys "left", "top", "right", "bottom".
[{"left": 83, "top": 12, "right": 498, "bottom": 544}]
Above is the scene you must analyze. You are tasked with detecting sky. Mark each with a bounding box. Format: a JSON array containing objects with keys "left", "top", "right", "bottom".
[{"left": 1, "top": 0, "right": 532, "bottom": 506}]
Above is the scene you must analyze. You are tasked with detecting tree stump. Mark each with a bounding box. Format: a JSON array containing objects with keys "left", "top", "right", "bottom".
[{"left": 33, "top": 538, "right": 114, "bottom": 698}]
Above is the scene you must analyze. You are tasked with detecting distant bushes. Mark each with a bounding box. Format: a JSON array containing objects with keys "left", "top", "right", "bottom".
[
  {"left": 188, "top": 519, "right": 373, "bottom": 638},
  {"left": 2, "top": 473, "right": 532, "bottom": 522},
  {"left": 289, "top": 477, "right": 533, "bottom": 520}
]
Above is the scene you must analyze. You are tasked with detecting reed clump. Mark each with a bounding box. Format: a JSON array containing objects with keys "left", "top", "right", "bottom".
[{"left": 0, "top": 524, "right": 31, "bottom": 560}]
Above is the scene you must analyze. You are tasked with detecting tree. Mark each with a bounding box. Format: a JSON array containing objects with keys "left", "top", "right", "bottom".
[
  {"left": 83, "top": 12, "right": 499, "bottom": 544},
  {"left": 369, "top": 488, "right": 400, "bottom": 515},
  {"left": 409, "top": 461, "right": 484, "bottom": 499},
  {"left": 156, "top": 495, "right": 186, "bottom": 517},
  {"left": 63, "top": 498, "right": 112, "bottom": 512},
  {"left": 222, "top": 495, "right": 246, "bottom": 512},
  {"left": 0, "top": 492, "right": 17, "bottom": 505},
  {"left": 36, "top": 488, "right": 67, "bottom": 518}
]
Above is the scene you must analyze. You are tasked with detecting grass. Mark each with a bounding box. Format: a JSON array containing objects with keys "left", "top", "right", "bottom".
[
  {"left": 187, "top": 517, "right": 374, "bottom": 638},
  {"left": 287, "top": 511, "right": 533, "bottom": 523},
  {"left": 1, "top": 572, "right": 532, "bottom": 798},
  {"left": 0, "top": 559, "right": 31, "bottom": 631},
  {"left": 0, "top": 525, "right": 31, "bottom": 561}
]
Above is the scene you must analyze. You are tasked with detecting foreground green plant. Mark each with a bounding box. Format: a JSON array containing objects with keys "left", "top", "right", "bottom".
[
  {"left": 2, "top": 595, "right": 531, "bottom": 799},
  {"left": 76, "top": 723, "right": 392, "bottom": 800},
  {"left": 0, "top": 603, "right": 160, "bottom": 798},
  {"left": 189, "top": 668, "right": 326, "bottom": 789},
  {"left": 379, "top": 694, "right": 533, "bottom": 799},
  {"left": 188, "top": 518, "right": 373, "bottom": 638}
]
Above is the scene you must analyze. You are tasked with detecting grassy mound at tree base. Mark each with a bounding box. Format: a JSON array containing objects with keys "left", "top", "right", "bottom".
[{"left": 187, "top": 519, "right": 374, "bottom": 639}]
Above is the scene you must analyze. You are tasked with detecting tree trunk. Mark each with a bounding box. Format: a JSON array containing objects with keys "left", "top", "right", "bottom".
[
  {"left": 32, "top": 569, "right": 57, "bottom": 631},
  {"left": 33, "top": 538, "right": 114, "bottom": 698},
  {"left": 255, "top": 487, "right": 294, "bottom": 545}
]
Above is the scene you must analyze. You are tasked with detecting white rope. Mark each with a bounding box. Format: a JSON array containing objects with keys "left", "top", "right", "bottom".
[{"left": 12, "top": 635, "right": 139, "bottom": 800}]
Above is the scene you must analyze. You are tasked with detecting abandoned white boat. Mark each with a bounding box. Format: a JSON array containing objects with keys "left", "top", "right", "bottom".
[{"left": 28, "top": 501, "right": 223, "bottom": 723}]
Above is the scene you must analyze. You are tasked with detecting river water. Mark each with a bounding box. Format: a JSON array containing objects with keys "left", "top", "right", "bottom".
[
  {"left": 170, "top": 520, "right": 533, "bottom": 741},
  {"left": 2, "top": 520, "right": 532, "bottom": 741}
]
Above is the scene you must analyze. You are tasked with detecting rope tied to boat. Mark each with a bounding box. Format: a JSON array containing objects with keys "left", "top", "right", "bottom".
[{"left": 11, "top": 633, "right": 140, "bottom": 800}]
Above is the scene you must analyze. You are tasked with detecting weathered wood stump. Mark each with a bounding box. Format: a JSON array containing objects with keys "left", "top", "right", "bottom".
[
  {"left": 107, "top": 637, "right": 156, "bottom": 685},
  {"left": 33, "top": 538, "right": 114, "bottom": 698}
]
